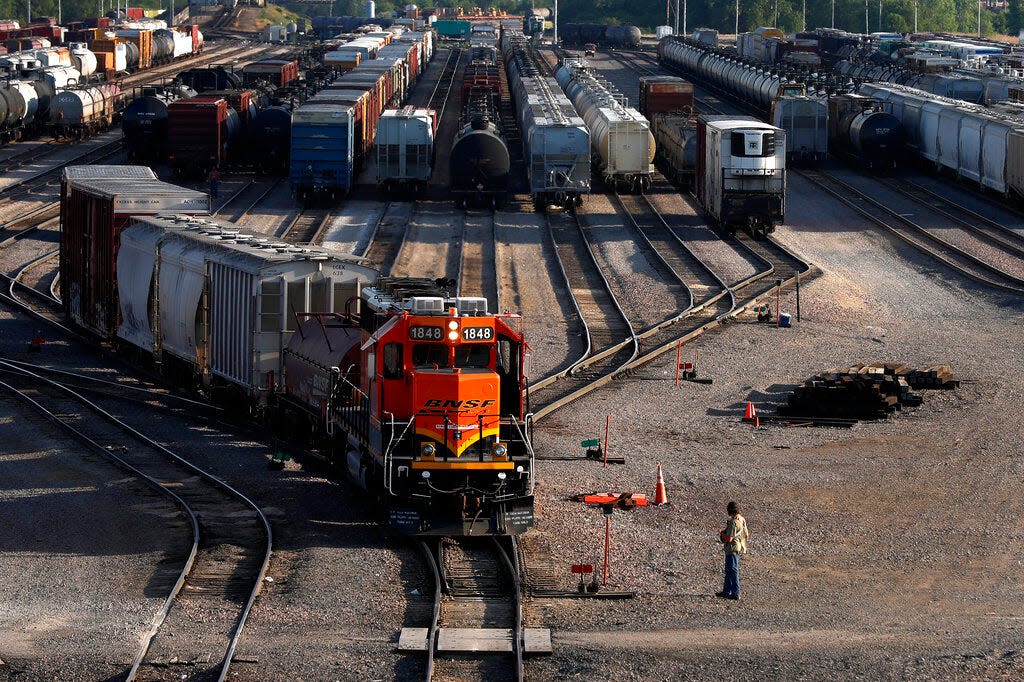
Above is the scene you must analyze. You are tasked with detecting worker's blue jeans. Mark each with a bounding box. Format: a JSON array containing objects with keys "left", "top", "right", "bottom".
[{"left": 723, "top": 553, "right": 740, "bottom": 598}]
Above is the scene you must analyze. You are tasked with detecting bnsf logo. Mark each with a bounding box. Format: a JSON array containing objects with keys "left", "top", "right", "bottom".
[{"left": 423, "top": 399, "right": 496, "bottom": 409}]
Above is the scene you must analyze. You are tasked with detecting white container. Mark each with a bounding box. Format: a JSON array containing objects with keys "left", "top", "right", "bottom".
[
  {"left": 655, "top": 25, "right": 672, "bottom": 39},
  {"left": 366, "top": 0, "right": 375, "bottom": 17}
]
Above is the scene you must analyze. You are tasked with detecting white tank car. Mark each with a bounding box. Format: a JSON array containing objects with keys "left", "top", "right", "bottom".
[
  {"left": 51, "top": 83, "right": 123, "bottom": 137},
  {"left": 42, "top": 65, "right": 81, "bottom": 92},
  {"left": 69, "top": 43, "right": 98, "bottom": 77},
  {"left": 555, "top": 58, "right": 655, "bottom": 192},
  {"left": 7, "top": 80, "right": 41, "bottom": 125},
  {"left": 696, "top": 115, "right": 786, "bottom": 237},
  {"left": 33, "top": 47, "right": 72, "bottom": 68},
  {"left": 172, "top": 29, "right": 194, "bottom": 58}
]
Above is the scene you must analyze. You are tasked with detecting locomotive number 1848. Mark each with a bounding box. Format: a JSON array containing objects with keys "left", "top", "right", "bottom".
[
  {"left": 409, "top": 326, "right": 443, "bottom": 340},
  {"left": 462, "top": 326, "right": 494, "bottom": 341}
]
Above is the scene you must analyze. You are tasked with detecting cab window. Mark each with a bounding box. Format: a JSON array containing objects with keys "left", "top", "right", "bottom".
[
  {"left": 412, "top": 343, "right": 448, "bottom": 368},
  {"left": 455, "top": 344, "right": 491, "bottom": 368},
  {"left": 383, "top": 343, "right": 403, "bottom": 379}
]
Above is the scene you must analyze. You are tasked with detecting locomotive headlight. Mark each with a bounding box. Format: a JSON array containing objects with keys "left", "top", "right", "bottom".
[
  {"left": 448, "top": 331, "right": 458, "bottom": 341},
  {"left": 422, "top": 443, "right": 436, "bottom": 456},
  {"left": 421, "top": 471, "right": 431, "bottom": 479},
  {"left": 498, "top": 472, "right": 507, "bottom": 480},
  {"left": 448, "top": 320, "right": 458, "bottom": 330},
  {"left": 516, "top": 466, "right": 525, "bottom": 473},
  {"left": 493, "top": 444, "right": 507, "bottom": 457}
]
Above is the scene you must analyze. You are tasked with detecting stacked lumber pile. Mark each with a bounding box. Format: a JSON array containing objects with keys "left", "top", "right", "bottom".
[{"left": 778, "top": 363, "right": 958, "bottom": 422}]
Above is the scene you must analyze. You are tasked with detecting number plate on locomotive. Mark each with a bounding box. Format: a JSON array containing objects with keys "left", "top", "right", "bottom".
[
  {"left": 409, "top": 326, "right": 443, "bottom": 340},
  {"left": 461, "top": 326, "right": 494, "bottom": 341}
]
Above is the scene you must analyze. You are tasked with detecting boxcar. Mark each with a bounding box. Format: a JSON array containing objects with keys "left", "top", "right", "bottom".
[
  {"left": 696, "top": 115, "right": 786, "bottom": 237},
  {"left": 289, "top": 102, "right": 356, "bottom": 201},
  {"left": 167, "top": 96, "right": 239, "bottom": 175},
  {"left": 59, "top": 175, "right": 210, "bottom": 339}
]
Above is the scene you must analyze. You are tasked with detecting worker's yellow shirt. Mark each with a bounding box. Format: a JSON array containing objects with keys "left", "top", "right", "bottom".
[{"left": 724, "top": 514, "right": 750, "bottom": 555}]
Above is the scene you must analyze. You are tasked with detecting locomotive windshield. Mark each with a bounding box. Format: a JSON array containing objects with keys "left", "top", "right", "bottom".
[
  {"left": 413, "top": 343, "right": 448, "bottom": 368},
  {"left": 455, "top": 345, "right": 490, "bottom": 368}
]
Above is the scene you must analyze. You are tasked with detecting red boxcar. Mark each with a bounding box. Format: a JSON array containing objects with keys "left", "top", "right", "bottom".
[
  {"left": 59, "top": 170, "right": 210, "bottom": 339},
  {"left": 638, "top": 75, "right": 695, "bottom": 119},
  {"left": 167, "top": 96, "right": 238, "bottom": 174},
  {"left": 241, "top": 58, "right": 300, "bottom": 88},
  {"left": 126, "top": 7, "right": 145, "bottom": 20}
]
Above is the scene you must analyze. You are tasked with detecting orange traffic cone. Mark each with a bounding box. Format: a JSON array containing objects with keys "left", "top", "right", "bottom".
[
  {"left": 742, "top": 401, "right": 757, "bottom": 422},
  {"left": 653, "top": 464, "right": 668, "bottom": 506}
]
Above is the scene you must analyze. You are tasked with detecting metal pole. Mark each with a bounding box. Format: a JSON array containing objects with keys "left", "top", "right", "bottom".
[
  {"left": 675, "top": 341, "right": 682, "bottom": 387},
  {"left": 796, "top": 272, "right": 801, "bottom": 322},
  {"left": 831, "top": 0, "right": 835, "bottom": 28},
  {"left": 682, "top": 0, "right": 686, "bottom": 35},
  {"left": 602, "top": 515, "right": 610, "bottom": 586},
  {"left": 878, "top": 0, "right": 882, "bottom": 31},
  {"left": 602, "top": 415, "right": 610, "bottom": 467},
  {"left": 553, "top": 0, "right": 558, "bottom": 45},
  {"left": 978, "top": 0, "right": 982, "bottom": 37},
  {"left": 666, "top": 0, "right": 670, "bottom": 27},
  {"left": 803, "top": 0, "right": 806, "bottom": 31},
  {"left": 914, "top": 1, "right": 918, "bottom": 32},
  {"left": 26, "top": 0, "right": 31, "bottom": 23},
  {"left": 735, "top": 0, "right": 739, "bottom": 36},
  {"left": 865, "top": 0, "right": 869, "bottom": 34}
]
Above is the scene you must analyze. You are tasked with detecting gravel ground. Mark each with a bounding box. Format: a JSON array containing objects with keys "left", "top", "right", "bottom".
[
  {"left": 581, "top": 193, "right": 688, "bottom": 330},
  {"left": 392, "top": 201, "right": 461, "bottom": 281},
  {"left": 0, "top": 390, "right": 189, "bottom": 681},
  {"left": 0, "top": 130, "right": 123, "bottom": 193}
]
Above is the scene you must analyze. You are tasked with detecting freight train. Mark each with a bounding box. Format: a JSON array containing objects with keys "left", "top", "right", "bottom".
[
  {"left": 502, "top": 30, "right": 591, "bottom": 209},
  {"left": 555, "top": 58, "right": 654, "bottom": 191},
  {"left": 856, "top": 81, "right": 1024, "bottom": 201},
  {"left": 59, "top": 168, "right": 536, "bottom": 535},
  {"left": 290, "top": 30, "right": 434, "bottom": 201},
  {"left": 559, "top": 23, "right": 642, "bottom": 50},
  {"left": 657, "top": 36, "right": 830, "bottom": 163},
  {"left": 450, "top": 42, "right": 510, "bottom": 206},
  {"left": 638, "top": 75, "right": 699, "bottom": 186},
  {"left": 375, "top": 106, "right": 437, "bottom": 194},
  {"left": 696, "top": 115, "right": 786, "bottom": 237},
  {"left": 0, "top": 21, "right": 204, "bottom": 143}
]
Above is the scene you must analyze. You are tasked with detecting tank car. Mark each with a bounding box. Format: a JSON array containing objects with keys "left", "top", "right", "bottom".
[
  {"left": 555, "top": 58, "right": 654, "bottom": 191},
  {"left": 696, "top": 115, "right": 786, "bottom": 237},
  {"left": 177, "top": 66, "right": 244, "bottom": 93},
  {"left": 650, "top": 112, "right": 698, "bottom": 186},
  {"left": 278, "top": 277, "right": 536, "bottom": 536},
  {"left": 250, "top": 103, "right": 295, "bottom": 174},
  {"left": 450, "top": 91, "right": 509, "bottom": 206},
  {"left": 502, "top": 30, "right": 591, "bottom": 209},
  {"left": 121, "top": 83, "right": 198, "bottom": 161},
  {"left": 50, "top": 82, "right": 124, "bottom": 139},
  {"left": 827, "top": 94, "right": 904, "bottom": 171}
]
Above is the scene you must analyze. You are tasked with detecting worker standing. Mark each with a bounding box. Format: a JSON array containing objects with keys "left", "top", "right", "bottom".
[
  {"left": 716, "top": 501, "right": 749, "bottom": 601},
  {"left": 208, "top": 167, "right": 220, "bottom": 199}
]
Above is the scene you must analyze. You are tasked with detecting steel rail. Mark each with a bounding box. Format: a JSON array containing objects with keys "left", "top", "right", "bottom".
[
  {"left": 799, "top": 168, "right": 1024, "bottom": 294},
  {"left": 419, "top": 540, "right": 442, "bottom": 682},
  {"left": 495, "top": 537, "right": 524, "bottom": 682},
  {"left": 528, "top": 208, "right": 638, "bottom": 421},
  {"left": 0, "top": 360, "right": 272, "bottom": 681},
  {"left": 881, "top": 177, "right": 1024, "bottom": 257}
]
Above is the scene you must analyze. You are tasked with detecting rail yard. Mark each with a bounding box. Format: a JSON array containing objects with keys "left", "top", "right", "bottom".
[{"left": 2, "top": 11, "right": 1024, "bottom": 682}]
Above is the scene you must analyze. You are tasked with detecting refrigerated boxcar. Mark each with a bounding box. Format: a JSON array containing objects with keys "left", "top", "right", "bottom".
[{"left": 696, "top": 115, "right": 786, "bottom": 237}]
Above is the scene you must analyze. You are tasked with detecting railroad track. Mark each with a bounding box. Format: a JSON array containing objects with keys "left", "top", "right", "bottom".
[
  {"left": 427, "top": 47, "right": 462, "bottom": 114},
  {"left": 457, "top": 210, "right": 499, "bottom": 312},
  {"left": 362, "top": 203, "right": 413, "bottom": 275},
  {"left": 0, "top": 360, "right": 271, "bottom": 682},
  {"left": 281, "top": 206, "right": 332, "bottom": 244},
  {"left": 527, "top": 209, "right": 636, "bottom": 420},
  {"left": 879, "top": 177, "right": 1024, "bottom": 258},
  {"left": 215, "top": 177, "right": 283, "bottom": 222},
  {"left": 0, "top": 134, "right": 126, "bottom": 206},
  {"left": 10, "top": 248, "right": 61, "bottom": 309},
  {"left": 798, "top": 168, "right": 1024, "bottom": 294},
  {"left": 405, "top": 537, "right": 534, "bottom": 681}
]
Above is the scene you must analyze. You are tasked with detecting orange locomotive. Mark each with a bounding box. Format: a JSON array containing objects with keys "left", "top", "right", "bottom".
[{"left": 281, "top": 277, "right": 535, "bottom": 535}]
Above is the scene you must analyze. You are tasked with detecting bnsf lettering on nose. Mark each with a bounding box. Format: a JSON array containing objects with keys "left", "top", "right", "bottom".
[{"left": 424, "top": 399, "right": 496, "bottom": 408}]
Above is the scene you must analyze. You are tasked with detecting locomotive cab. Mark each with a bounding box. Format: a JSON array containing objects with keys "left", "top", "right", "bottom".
[{"left": 326, "top": 277, "right": 535, "bottom": 535}]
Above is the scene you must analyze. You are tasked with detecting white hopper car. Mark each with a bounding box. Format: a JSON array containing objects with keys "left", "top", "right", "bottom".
[
  {"left": 374, "top": 106, "right": 436, "bottom": 194},
  {"left": 502, "top": 30, "right": 591, "bottom": 209},
  {"left": 117, "top": 214, "right": 376, "bottom": 405},
  {"left": 858, "top": 81, "right": 1024, "bottom": 200},
  {"left": 555, "top": 58, "right": 655, "bottom": 192}
]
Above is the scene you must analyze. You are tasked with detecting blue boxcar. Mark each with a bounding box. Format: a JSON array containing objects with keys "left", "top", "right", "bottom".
[{"left": 289, "top": 102, "right": 355, "bottom": 201}]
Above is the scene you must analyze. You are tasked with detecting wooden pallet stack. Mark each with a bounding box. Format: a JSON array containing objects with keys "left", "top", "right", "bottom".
[{"left": 777, "top": 363, "right": 958, "bottom": 422}]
